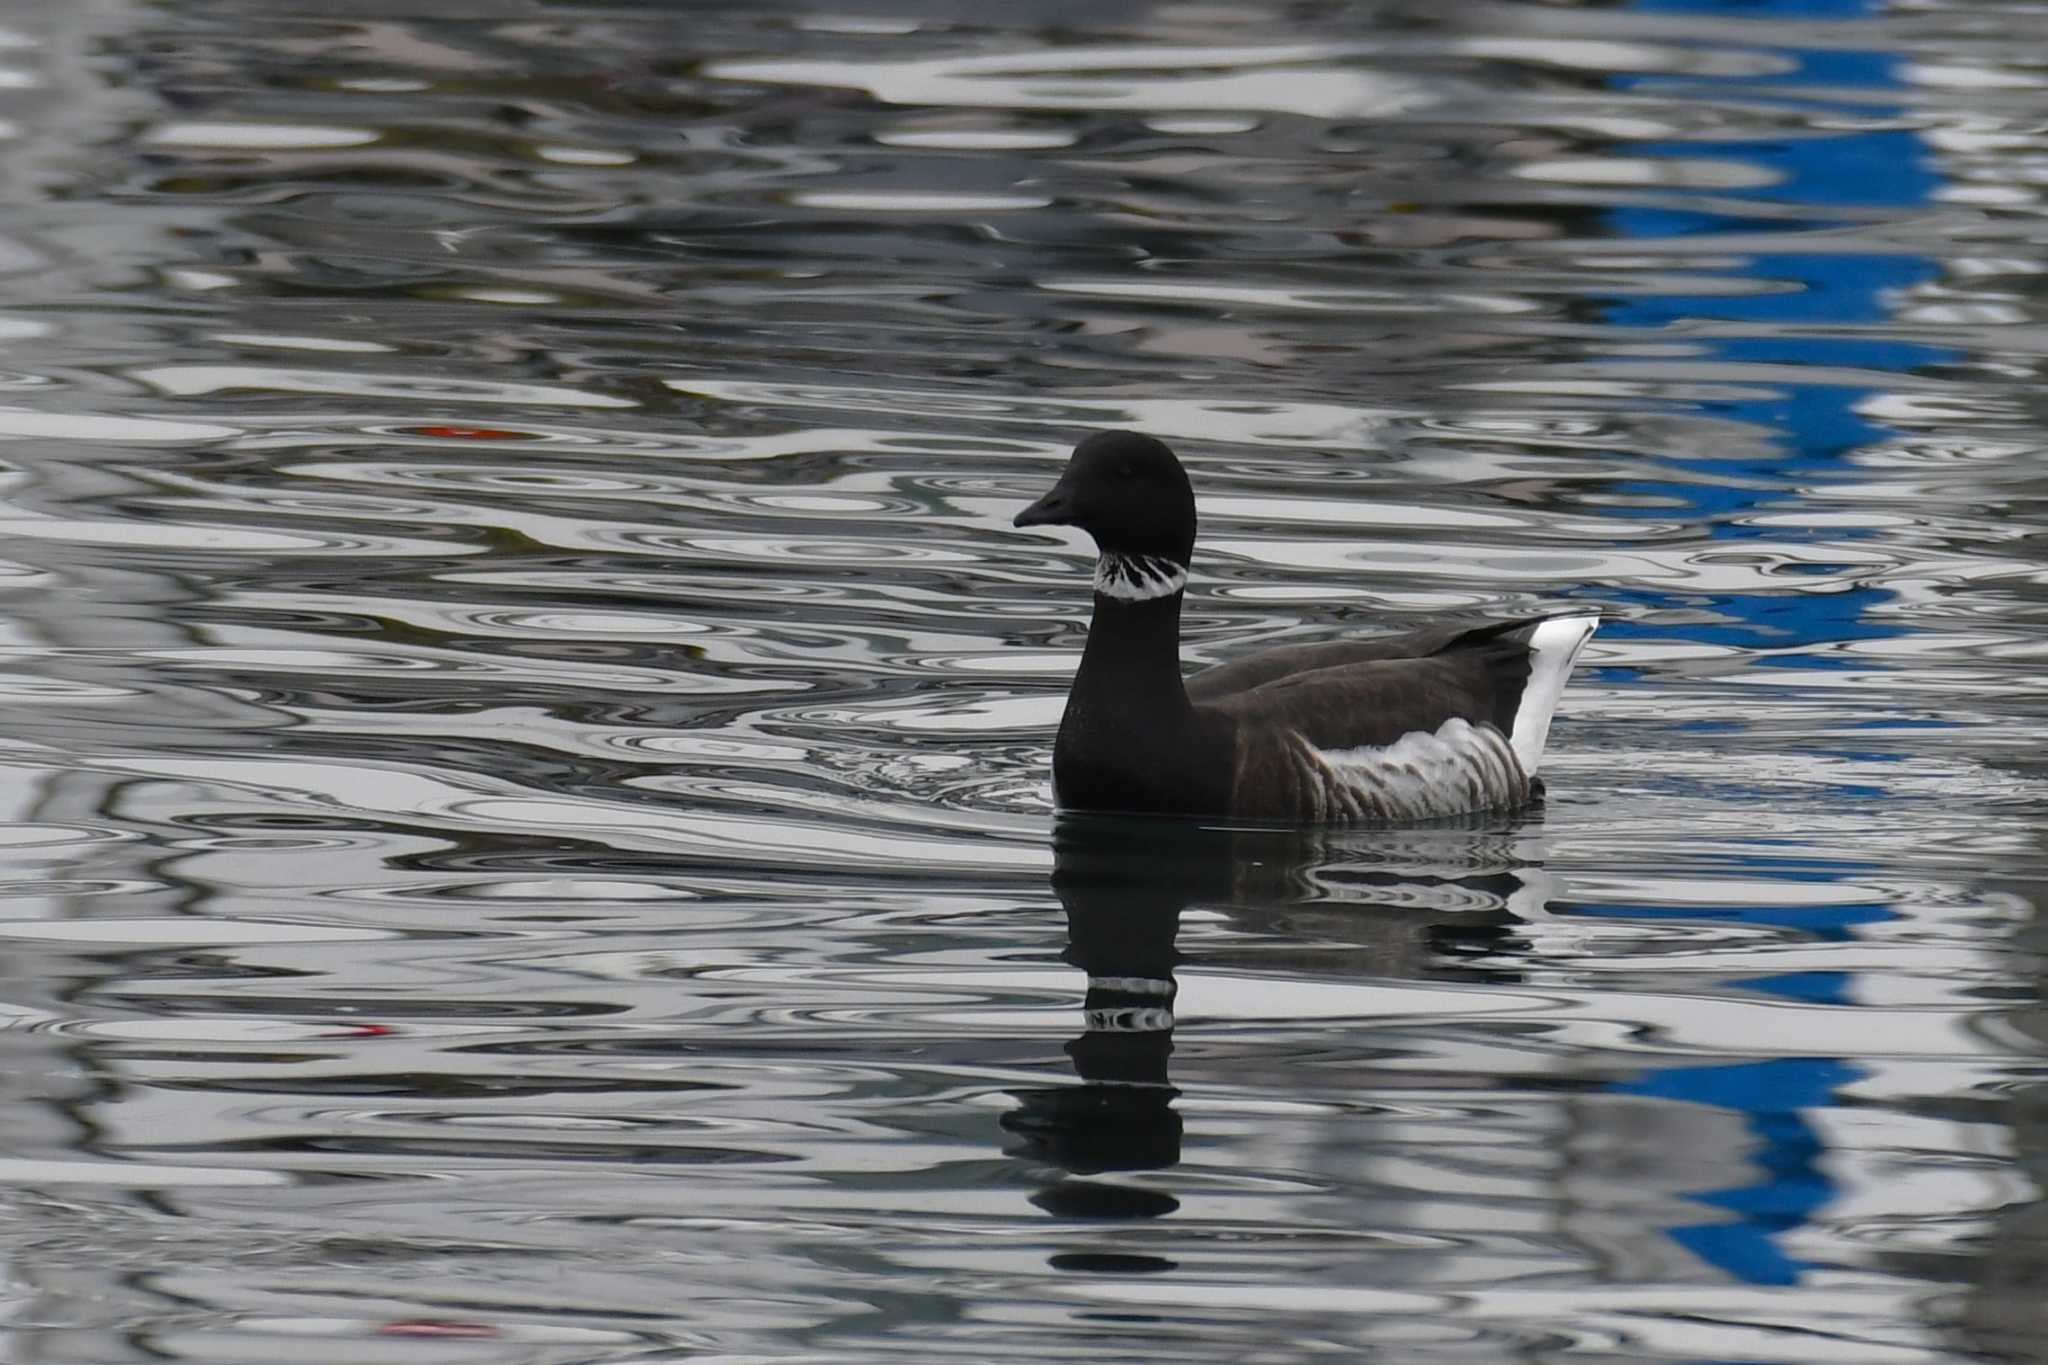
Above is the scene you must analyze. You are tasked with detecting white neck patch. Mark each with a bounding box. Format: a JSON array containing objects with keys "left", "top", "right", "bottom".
[{"left": 1094, "top": 552, "right": 1187, "bottom": 602}]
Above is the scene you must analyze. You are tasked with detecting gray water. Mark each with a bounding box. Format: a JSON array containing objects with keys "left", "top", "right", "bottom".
[{"left": 0, "top": 0, "right": 2043, "bottom": 1360}]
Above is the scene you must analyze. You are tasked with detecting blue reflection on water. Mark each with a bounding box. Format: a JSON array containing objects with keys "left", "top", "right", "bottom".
[
  {"left": 1596, "top": 0, "right": 1951, "bottom": 671},
  {"left": 1557, "top": 896, "right": 1893, "bottom": 936},
  {"left": 1594, "top": 584, "right": 1897, "bottom": 653},
  {"left": 1739, "top": 970, "right": 1855, "bottom": 1005},
  {"left": 1628, "top": 0, "right": 1878, "bottom": 23},
  {"left": 1617, "top": 1058, "right": 1862, "bottom": 1286}
]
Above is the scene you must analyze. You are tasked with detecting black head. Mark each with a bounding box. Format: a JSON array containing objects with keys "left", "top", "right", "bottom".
[{"left": 1012, "top": 430, "right": 1196, "bottom": 564}]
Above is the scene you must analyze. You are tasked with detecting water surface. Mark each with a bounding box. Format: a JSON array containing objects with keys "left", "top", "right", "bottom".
[{"left": 0, "top": 0, "right": 2043, "bottom": 1360}]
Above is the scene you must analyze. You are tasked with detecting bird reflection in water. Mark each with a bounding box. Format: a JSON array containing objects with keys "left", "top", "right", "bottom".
[{"left": 1004, "top": 811, "right": 1558, "bottom": 1241}]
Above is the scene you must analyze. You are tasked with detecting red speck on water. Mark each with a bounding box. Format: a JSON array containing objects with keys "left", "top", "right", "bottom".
[
  {"left": 410, "top": 425, "right": 526, "bottom": 440},
  {"left": 376, "top": 1320, "right": 502, "bottom": 1339}
]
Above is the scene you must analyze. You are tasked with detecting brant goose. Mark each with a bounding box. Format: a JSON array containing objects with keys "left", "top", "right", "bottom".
[{"left": 1015, "top": 430, "right": 1597, "bottom": 823}]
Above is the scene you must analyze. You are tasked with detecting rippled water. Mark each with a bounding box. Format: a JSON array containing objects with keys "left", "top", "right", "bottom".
[{"left": 0, "top": 0, "right": 2044, "bottom": 1359}]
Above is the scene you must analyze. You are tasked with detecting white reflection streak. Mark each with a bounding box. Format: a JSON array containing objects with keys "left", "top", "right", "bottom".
[
  {"left": 86, "top": 754, "right": 1049, "bottom": 875},
  {"left": 713, "top": 43, "right": 1440, "bottom": 119}
]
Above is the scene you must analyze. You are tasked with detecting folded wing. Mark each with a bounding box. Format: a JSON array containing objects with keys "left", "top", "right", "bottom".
[{"left": 1190, "top": 614, "right": 1598, "bottom": 822}]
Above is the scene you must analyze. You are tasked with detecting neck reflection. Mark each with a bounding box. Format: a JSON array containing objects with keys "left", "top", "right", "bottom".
[{"left": 1006, "top": 811, "right": 1558, "bottom": 1231}]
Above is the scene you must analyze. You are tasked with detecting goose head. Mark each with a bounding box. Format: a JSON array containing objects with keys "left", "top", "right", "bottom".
[{"left": 1014, "top": 430, "right": 1196, "bottom": 567}]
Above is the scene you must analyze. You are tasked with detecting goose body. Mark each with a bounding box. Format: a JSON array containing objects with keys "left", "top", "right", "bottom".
[{"left": 1016, "top": 431, "right": 1596, "bottom": 824}]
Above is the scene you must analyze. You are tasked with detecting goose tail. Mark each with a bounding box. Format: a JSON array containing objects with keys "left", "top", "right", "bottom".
[{"left": 1504, "top": 613, "right": 1598, "bottom": 776}]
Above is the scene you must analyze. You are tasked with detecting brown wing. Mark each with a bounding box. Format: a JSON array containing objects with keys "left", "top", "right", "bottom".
[
  {"left": 1193, "top": 649, "right": 1525, "bottom": 752},
  {"left": 1184, "top": 620, "right": 1524, "bottom": 706}
]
